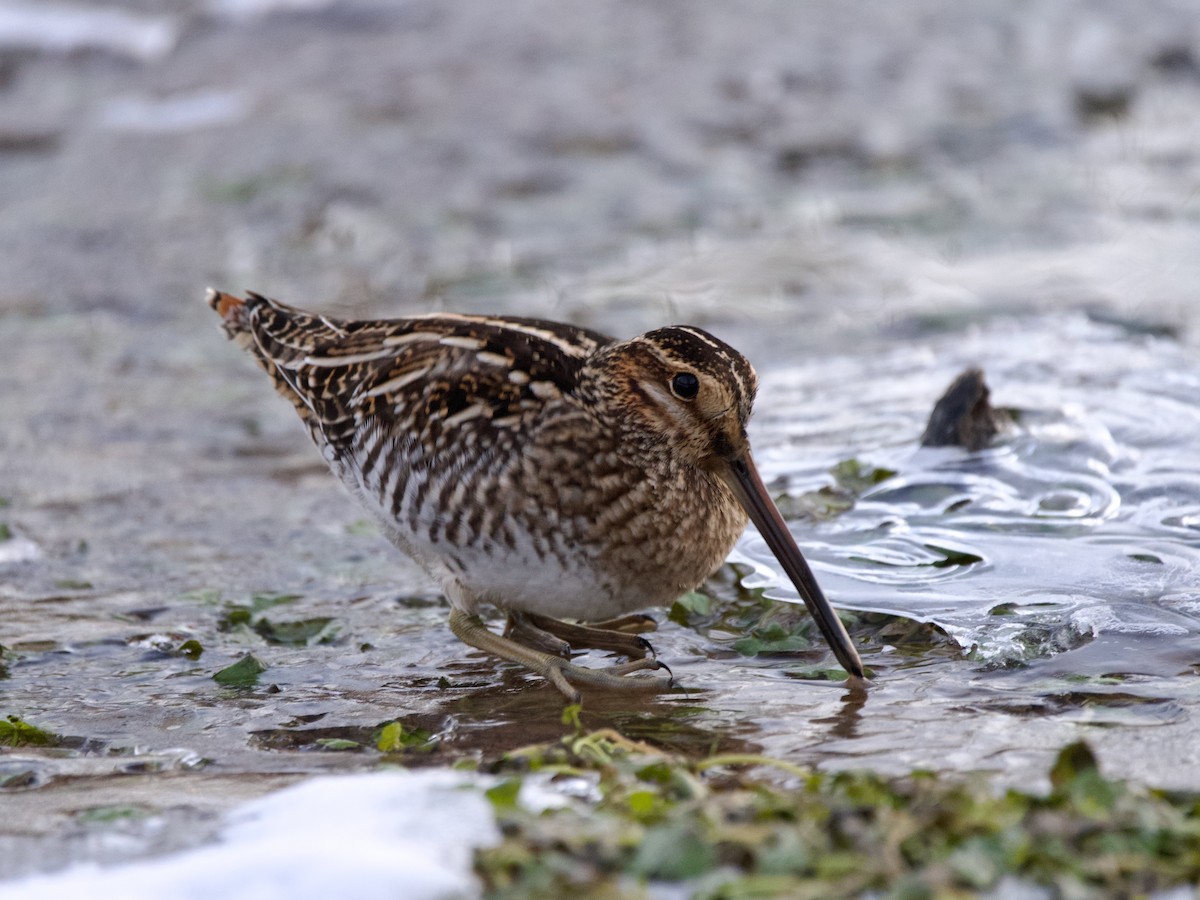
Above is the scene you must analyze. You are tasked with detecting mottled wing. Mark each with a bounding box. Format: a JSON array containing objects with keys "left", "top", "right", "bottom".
[{"left": 208, "top": 289, "right": 614, "bottom": 465}]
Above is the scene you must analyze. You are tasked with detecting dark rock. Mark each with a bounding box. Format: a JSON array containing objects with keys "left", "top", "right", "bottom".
[{"left": 920, "top": 367, "right": 1006, "bottom": 452}]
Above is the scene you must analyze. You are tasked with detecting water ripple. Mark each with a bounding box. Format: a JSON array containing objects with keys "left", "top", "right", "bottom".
[{"left": 741, "top": 314, "right": 1200, "bottom": 666}]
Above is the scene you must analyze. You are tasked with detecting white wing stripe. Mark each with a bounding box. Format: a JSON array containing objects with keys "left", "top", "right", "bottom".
[{"left": 360, "top": 366, "right": 432, "bottom": 398}]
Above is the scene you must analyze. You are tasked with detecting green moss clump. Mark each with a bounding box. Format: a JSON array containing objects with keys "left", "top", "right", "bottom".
[
  {"left": 475, "top": 729, "right": 1200, "bottom": 898},
  {"left": 0, "top": 716, "right": 58, "bottom": 747}
]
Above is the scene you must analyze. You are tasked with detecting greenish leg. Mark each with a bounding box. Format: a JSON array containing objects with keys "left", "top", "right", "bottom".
[
  {"left": 449, "top": 609, "right": 672, "bottom": 704},
  {"left": 586, "top": 613, "right": 658, "bottom": 635},
  {"left": 519, "top": 611, "right": 655, "bottom": 659},
  {"left": 503, "top": 612, "right": 572, "bottom": 658}
]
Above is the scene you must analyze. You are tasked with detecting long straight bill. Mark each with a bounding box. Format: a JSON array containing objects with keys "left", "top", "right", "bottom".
[{"left": 723, "top": 455, "right": 865, "bottom": 679}]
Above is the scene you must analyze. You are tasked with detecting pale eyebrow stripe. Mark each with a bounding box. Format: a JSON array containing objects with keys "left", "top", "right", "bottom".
[{"left": 673, "top": 326, "right": 722, "bottom": 350}]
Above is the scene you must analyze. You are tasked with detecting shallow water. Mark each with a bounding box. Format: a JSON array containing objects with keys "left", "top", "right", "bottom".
[
  {"left": 724, "top": 312, "right": 1200, "bottom": 778},
  {"left": 5, "top": 310, "right": 1200, "bottom": 882},
  {"left": 748, "top": 314, "right": 1200, "bottom": 666}
]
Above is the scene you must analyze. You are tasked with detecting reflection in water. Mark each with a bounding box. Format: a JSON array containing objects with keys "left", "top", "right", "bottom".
[
  {"left": 433, "top": 656, "right": 764, "bottom": 759},
  {"left": 811, "top": 682, "right": 869, "bottom": 741}
]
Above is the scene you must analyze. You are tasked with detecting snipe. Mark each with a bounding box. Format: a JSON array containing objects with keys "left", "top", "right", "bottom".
[{"left": 208, "top": 289, "right": 864, "bottom": 701}]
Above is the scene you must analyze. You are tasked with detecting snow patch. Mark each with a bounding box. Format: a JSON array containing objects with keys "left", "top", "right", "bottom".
[{"left": 0, "top": 770, "right": 499, "bottom": 900}]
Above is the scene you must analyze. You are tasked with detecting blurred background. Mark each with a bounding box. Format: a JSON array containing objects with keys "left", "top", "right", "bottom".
[
  {"left": 4, "top": 0, "right": 1200, "bottom": 886},
  {"left": 3, "top": 0, "right": 1199, "bottom": 342}
]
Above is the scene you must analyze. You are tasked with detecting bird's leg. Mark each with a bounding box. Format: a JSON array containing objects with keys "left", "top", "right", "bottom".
[
  {"left": 584, "top": 613, "right": 658, "bottom": 635},
  {"left": 504, "top": 611, "right": 572, "bottom": 658},
  {"left": 449, "top": 609, "right": 672, "bottom": 703},
  {"left": 519, "top": 611, "right": 655, "bottom": 659}
]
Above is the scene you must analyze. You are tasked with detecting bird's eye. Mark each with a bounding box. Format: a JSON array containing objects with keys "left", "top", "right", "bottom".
[{"left": 670, "top": 372, "right": 700, "bottom": 400}]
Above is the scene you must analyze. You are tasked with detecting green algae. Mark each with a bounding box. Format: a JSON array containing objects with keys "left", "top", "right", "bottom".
[
  {"left": 0, "top": 716, "right": 58, "bottom": 748},
  {"left": 376, "top": 721, "right": 437, "bottom": 755},
  {"left": 475, "top": 728, "right": 1200, "bottom": 898}
]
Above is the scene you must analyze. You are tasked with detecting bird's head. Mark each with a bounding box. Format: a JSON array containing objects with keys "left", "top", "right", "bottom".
[
  {"left": 588, "top": 325, "right": 758, "bottom": 471},
  {"left": 583, "top": 324, "right": 865, "bottom": 681}
]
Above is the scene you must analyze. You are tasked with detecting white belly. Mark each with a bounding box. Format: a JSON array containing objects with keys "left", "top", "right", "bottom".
[{"left": 347, "top": 464, "right": 647, "bottom": 621}]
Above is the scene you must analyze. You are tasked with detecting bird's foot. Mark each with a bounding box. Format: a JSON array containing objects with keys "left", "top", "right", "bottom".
[
  {"left": 504, "top": 612, "right": 572, "bottom": 658},
  {"left": 540, "top": 655, "right": 672, "bottom": 705},
  {"left": 506, "top": 610, "right": 656, "bottom": 660},
  {"left": 586, "top": 613, "right": 658, "bottom": 635},
  {"left": 452, "top": 609, "right": 673, "bottom": 704}
]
